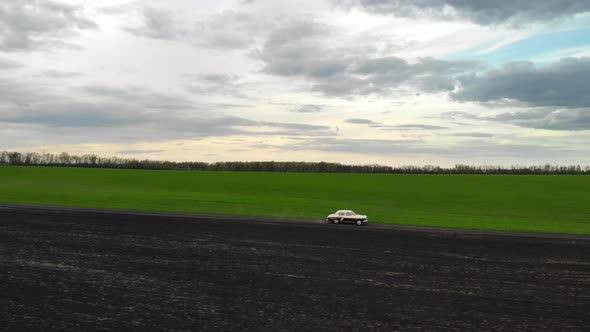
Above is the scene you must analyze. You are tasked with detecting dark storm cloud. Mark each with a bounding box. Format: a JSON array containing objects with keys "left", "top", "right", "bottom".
[
  {"left": 0, "top": 0, "right": 96, "bottom": 51},
  {"left": 334, "top": 0, "right": 590, "bottom": 25},
  {"left": 452, "top": 58, "right": 590, "bottom": 108}
]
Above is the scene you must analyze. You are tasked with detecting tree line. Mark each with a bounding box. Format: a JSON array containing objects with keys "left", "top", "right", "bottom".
[{"left": 1, "top": 151, "right": 589, "bottom": 175}]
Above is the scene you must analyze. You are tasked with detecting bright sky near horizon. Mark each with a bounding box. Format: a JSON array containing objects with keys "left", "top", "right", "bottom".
[{"left": 1, "top": 0, "right": 589, "bottom": 166}]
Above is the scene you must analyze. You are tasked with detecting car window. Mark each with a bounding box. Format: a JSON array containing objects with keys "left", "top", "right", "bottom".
[
  {"left": 350, "top": 211, "right": 356, "bottom": 215},
  {"left": 346, "top": 212, "right": 352, "bottom": 216},
  {"left": 338, "top": 212, "right": 344, "bottom": 216}
]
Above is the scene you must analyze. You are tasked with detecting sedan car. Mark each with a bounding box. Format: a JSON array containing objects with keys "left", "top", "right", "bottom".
[{"left": 326, "top": 210, "right": 368, "bottom": 226}]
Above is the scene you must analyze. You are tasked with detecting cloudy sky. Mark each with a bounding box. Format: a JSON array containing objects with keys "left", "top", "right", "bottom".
[{"left": 1, "top": 0, "right": 589, "bottom": 166}]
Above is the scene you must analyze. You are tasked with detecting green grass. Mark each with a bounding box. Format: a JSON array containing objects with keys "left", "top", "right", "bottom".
[{"left": 1, "top": 166, "right": 589, "bottom": 234}]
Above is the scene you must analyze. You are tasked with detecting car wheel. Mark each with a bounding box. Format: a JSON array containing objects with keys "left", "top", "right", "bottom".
[
  {"left": 333, "top": 218, "right": 339, "bottom": 224},
  {"left": 356, "top": 220, "right": 363, "bottom": 226}
]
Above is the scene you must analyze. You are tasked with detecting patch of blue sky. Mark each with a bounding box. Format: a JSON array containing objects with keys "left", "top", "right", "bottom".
[{"left": 450, "top": 28, "right": 590, "bottom": 66}]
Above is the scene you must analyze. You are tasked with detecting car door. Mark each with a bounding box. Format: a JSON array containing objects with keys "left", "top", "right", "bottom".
[{"left": 345, "top": 212, "right": 353, "bottom": 222}]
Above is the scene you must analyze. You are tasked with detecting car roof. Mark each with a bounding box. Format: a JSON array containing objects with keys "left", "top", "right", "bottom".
[{"left": 336, "top": 210, "right": 353, "bottom": 213}]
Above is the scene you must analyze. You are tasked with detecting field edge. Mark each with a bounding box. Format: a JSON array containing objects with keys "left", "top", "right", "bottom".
[{"left": 2, "top": 202, "right": 589, "bottom": 239}]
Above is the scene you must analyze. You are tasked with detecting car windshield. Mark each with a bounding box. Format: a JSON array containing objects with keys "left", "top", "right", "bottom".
[{"left": 350, "top": 211, "right": 355, "bottom": 215}]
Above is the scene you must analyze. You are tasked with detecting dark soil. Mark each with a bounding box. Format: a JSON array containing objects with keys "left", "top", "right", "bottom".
[{"left": 1, "top": 206, "right": 589, "bottom": 331}]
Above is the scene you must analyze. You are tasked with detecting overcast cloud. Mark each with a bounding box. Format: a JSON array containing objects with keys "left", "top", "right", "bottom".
[
  {"left": 0, "top": 0, "right": 96, "bottom": 51},
  {"left": 334, "top": 0, "right": 590, "bottom": 25},
  {"left": 0, "top": 0, "right": 588, "bottom": 166},
  {"left": 452, "top": 58, "right": 590, "bottom": 108},
  {"left": 126, "top": 7, "right": 181, "bottom": 40},
  {"left": 0, "top": 57, "right": 21, "bottom": 69},
  {"left": 254, "top": 21, "right": 483, "bottom": 97}
]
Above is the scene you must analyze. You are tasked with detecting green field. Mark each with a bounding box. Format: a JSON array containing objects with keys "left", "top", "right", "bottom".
[{"left": 1, "top": 166, "right": 589, "bottom": 234}]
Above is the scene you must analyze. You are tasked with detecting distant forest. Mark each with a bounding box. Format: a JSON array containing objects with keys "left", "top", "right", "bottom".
[{"left": 1, "top": 151, "right": 589, "bottom": 175}]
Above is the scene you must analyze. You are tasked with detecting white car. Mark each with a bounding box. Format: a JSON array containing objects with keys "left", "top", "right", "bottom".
[{"left": 326, "top": 210, "right": 368, "bottom": 226}]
